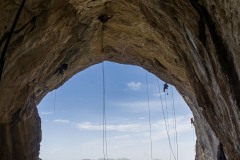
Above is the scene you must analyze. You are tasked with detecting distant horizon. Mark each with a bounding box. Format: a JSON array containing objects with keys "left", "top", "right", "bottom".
[
  {"left": 79, "top": 158, "right": 162, "bottom": 160},
  {"left": 81, "top": 158, "right": 131, "bottom": 160},
  {"left": 38, "top": 62, "right": 196, "bottom": 160}
]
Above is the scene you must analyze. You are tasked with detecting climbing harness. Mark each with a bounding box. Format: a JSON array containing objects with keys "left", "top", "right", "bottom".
[
  {"left": 102, "top": 62, "right": 108, "bottom": 160},
  {"left": 157, "top": 79, "right": 177, "bottom": 160},
  {"left": 0, "top": 0, "right": 26, "bottom": 80},
  {"left": 145, "top": 71, "right": 153, "bottom": 160}
]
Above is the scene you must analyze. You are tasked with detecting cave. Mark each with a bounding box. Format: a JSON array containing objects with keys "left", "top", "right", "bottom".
[
  {"left": 0, "top": 0, "right": 239, "bottom": 160},
  {"left": 38, "top": 62, "right": 196, "bottom": 160}
]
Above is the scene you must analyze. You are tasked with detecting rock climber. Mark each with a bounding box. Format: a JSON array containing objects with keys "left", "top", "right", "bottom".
[
  {"left": 55, "top": 63, "right": 68, "bottom": 75},
  {"left": 163, "top": 82, "right": 169, "bottom": 92},
  {"left": 98, "top": 14, "right": 112, "bottom": 23},
  {"left": 191, "top": 118, "right": 194, "bottom": 125}
]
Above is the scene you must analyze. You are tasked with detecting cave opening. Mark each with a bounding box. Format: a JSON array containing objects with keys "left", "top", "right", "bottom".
[
  {"left": 0, "top": 0, "right": 239, "bottom": 159},
  {"left": 37, "top": 62, "right": 196, "bottom": 160}
]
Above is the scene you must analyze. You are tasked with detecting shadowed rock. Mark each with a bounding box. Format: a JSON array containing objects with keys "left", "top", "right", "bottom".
[{"left": 0, "top": 0, "right": 239, "bottom": 159}]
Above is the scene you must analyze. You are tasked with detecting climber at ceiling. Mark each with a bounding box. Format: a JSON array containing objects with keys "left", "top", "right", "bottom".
[
  {"left": 163, "top": 82, "right": 169, "bottom": 93},
  {"left": 55, "top": 64, "right": 68, "bottom": 75},
  {"left": 191, "top": 118, "right": 194, "bottom": 125},
  {"left": 98, "top": 14, "right": 113, "bottom": 23}
]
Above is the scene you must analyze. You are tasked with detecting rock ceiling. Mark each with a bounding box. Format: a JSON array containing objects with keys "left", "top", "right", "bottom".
[{"left": 0, "top": 0, "right": 239, "bottom": 160}]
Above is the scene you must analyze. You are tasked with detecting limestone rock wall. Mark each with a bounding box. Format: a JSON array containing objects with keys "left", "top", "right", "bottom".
[
  {"left": 0, "top": 0, "right": 239, "bottom": 160},
  {"left": 0, "top": 107, "right": 41, "bottom": 160}
]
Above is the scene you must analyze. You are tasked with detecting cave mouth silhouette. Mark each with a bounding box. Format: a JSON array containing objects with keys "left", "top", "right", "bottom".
[
  {"left": 0, "top": 1, "right": 237, "bottom": 159},
  {"left": 37, "top": 62, "right": 196, "bottom": 160}
]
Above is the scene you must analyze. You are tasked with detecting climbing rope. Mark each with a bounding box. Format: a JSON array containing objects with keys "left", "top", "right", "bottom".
[
  {"left": 164, "top": 86, "right": 172, "bottom": 160},
  {"left": 102, "top": 62, "right": 108, "bottom": 160},
  {"left": 170, "top": 86, "right": 179, "bottom": 160},
  {"left": 145, "top": 71, "right": 153, "bottom": 160},
  {"left": 100, "top": 13, "right": 108, "bottom": 160},
  {"left": 157, "top": 79, "right": 177, "bottom": 160},
  {"left": 0, "top": 0, "right": 26, "bottom": 80}
]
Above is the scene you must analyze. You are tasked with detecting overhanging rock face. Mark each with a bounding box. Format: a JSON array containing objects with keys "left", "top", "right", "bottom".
[{"left": 0, "top": 0, "right": 239, "bottom": 160}]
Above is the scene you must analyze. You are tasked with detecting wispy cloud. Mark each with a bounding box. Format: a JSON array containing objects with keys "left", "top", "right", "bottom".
[
  {"left": 95, "top": 158, "right": 130, "bottom": 160},
  {"left": 41, "top": 112, "right": 53, "bottom": 115},
  {"left": 74, "top": 115, "right": 194, "bottom": 160},
  {"left": 113, "top": 95, "right": 187, "bottom": 113},
  {"left": 47, "top": 116, "right": 194, "bottom": 160},
  {"left": 114, "top": 100, "right": 164, "bottom": 112},
  {"left": 127, "top": 81, "right": 142, "bottom": 90},
  {"left": 76, "top": 122, "right": 144, "bottom": 132},
  {"left": 76, "top": 115, "right": 192, "bottom": 137},
  {"left": 153, "top": 92, "right": 165, "bottom": 97},
  {"left": 54, "top": 119, "right": 70, "bottom": 123}
]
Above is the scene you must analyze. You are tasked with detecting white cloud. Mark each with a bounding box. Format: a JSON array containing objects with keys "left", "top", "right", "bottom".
[
  {"left": 73, "top": 115, "right": 195, "bottom": 160},
  {"left": 76, "top": 115, "right": 193, "bottom": 137},
  {"left": 127, "top": 81, "right": 142, "bottom": 90},
  {"left": 149, "top": 115, "right": 193, "bottom": 141},
  {"left": 113, "top": 95, "right": 188, "bottom": 113},
  {"left": 76, "top": 122, "right": 102, "bottom": 130},
  {"left": 153, "top": 92, "right": 165, "bottom": 97},
  {"left": 42, "top": 115, "right": 195, "bottom": 160},
  {"left": 54, "top": 119, "right": 70, "bottom": 123},
  {"left": 96, "top": 158, "right": 130, "bottom": 160},
  {"left": 41, "top": 112, "right": 53, "bottom": 115},
  {"left": 115, "top": 100, "right": 165, "bottom": 112},
  {"left": 76, "top": 122, "right": 145, "bottom": 132}
]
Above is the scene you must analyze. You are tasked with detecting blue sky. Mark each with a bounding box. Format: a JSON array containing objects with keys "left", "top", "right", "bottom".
[{"left": 37, "top": 62, "right": 196, "bottom": 160}]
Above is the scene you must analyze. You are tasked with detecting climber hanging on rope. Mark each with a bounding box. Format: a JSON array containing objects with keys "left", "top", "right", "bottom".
[
  {"left": 55, "top": 63, "right": 68, "bottom": 75},
  {"left": 163, "top": 82, "right": 169, "bottom": 93},
  {"left": 191, "top": 118, "right": 194, "bottom": 125},
  {"left": 98, "top": 14, "right": 113, "bottom": 23}
]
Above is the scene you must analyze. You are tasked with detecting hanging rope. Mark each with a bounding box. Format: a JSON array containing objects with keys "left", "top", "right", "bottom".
[
  {"left": 157, "top": 79, "right": 177, "bottom": 160},
  {"left": 170, "top": 86, "right": 179, "bottom": 160},
  {"left": 164, "top": 85, "right": 172, "bottom": 160},
  {"left": 145, "top": 71, "right": 153, "bottom": 160},
  {"left": 102, "top": 62, "right": 108, "bottom": 160},
  {"left": 0, "top": 0, "right": 26, "bottom": 81},
  {"left": 99, "top": 13, "right": 108, "bottom": 160},
  {"left": 170, "top": 90, "right": 175, "bottom": 160}
]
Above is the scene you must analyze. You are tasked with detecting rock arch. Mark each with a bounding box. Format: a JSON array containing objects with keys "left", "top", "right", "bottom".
[{"left": 0, "top": 0, "right": 239, "bottom": 159}]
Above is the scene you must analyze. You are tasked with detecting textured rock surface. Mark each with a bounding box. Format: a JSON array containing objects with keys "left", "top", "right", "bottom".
[
  {"left": 0, "top": 0, "right": 239, "bottom": 160},
  {"left": 0, "top": 107, "right": 41, "bottom": 160}
]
